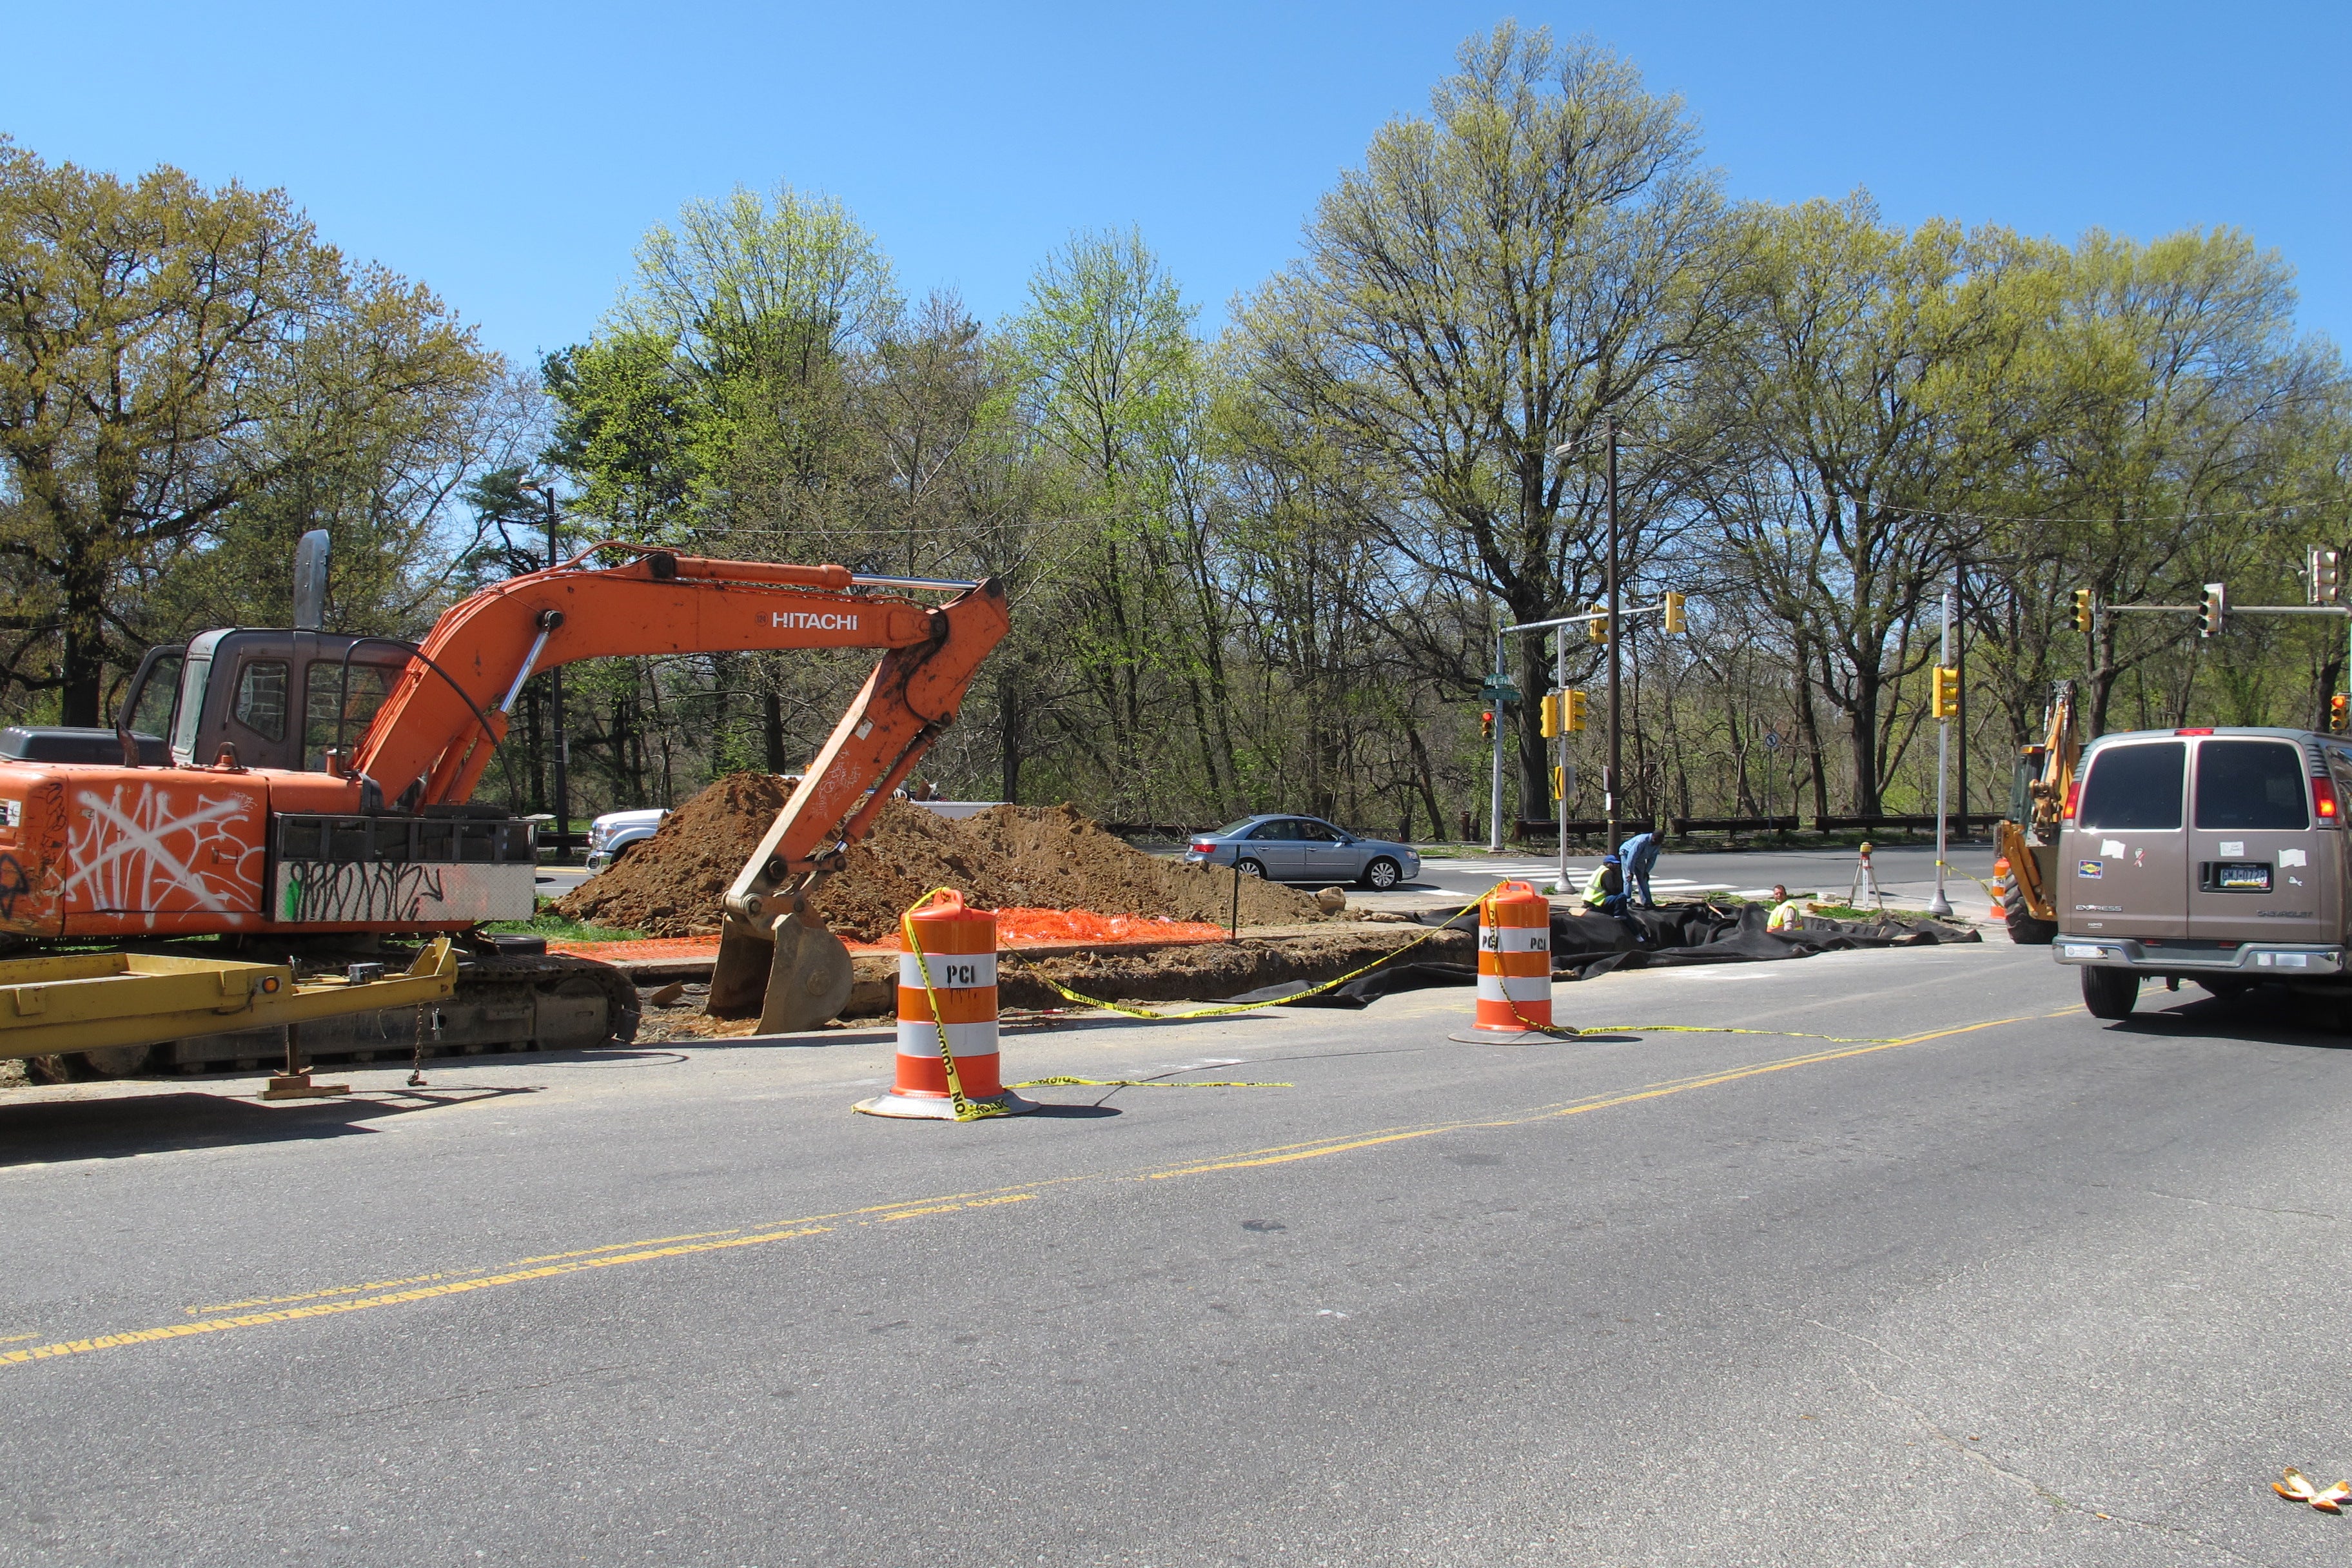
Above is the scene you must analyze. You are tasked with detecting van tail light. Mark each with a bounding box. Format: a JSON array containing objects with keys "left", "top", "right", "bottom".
[
  {"left": 2315, "top": 775, "right": 2339, "bottom": 821},
  {"left": 2063, "top": 781, "right": 2081, "bottom": 821}
]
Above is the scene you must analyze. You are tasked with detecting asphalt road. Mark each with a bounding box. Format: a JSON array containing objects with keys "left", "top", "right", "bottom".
[{"left": 8, "top": 942, "right": 2348, "bottom": 1565}]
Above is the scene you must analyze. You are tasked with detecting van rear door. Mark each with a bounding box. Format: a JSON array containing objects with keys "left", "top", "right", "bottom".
[
  {"left": 2064, "top": 739, "right": 2188, "bottom": 939},
  {"left": 2186, "top": 736, "right": 2336, "bottom": 945}
]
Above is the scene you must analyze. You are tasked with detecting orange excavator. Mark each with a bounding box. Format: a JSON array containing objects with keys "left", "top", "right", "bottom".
[{"left": 0, "top": 538, "right": 1008, "bottom": 1073}]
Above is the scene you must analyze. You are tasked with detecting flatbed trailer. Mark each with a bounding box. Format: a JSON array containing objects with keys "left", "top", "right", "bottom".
[{"left": 2, "top": 940, "right": 458, "bottom": 1093}]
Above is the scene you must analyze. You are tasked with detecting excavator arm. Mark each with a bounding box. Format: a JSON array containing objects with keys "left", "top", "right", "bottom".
[{"left": 349, "top": 545, "right": 1010, "bottom": 1028}]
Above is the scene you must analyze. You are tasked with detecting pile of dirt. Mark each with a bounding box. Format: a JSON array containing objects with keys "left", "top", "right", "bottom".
[{"left": 552, "top": 773, "right": 1329, "bottom": 941}]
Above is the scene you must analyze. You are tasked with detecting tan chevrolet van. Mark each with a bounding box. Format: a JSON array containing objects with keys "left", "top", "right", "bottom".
[{"left": 2055, "top": 727, "right": 2351, "bottom": 1016}]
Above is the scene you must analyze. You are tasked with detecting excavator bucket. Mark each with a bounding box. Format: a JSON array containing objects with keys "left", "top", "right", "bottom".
[{"left": 707, "top": 912, "right": 854, "bottom": 1033}]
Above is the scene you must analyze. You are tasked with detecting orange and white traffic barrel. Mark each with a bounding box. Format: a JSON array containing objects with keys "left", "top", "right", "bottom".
[
  {"left": 855, "top": 890, "right": 1037, "bottom": 1120},
  {"left": 1472, "top": 881, "right": 1554, "bottom": 1034}
]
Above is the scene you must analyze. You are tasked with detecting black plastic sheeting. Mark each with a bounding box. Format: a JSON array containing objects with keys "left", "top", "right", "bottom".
[{"left": 1226, "top": 902, "right": 1981, "bottom": 1009}]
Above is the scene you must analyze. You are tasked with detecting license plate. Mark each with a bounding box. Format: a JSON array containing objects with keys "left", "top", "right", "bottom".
[{"left": 2215, "top": 862, "right": 2271, "bottom": 892}]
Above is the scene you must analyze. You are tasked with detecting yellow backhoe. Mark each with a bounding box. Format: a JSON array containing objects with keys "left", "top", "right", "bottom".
[{"left": 1991, "top": 680, "right": 2080, "bottom": 945}]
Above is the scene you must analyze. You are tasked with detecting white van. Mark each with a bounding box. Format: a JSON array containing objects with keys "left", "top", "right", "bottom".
[{"left": 2054, "top": 727, "right": 2350, "bottom": 1017}]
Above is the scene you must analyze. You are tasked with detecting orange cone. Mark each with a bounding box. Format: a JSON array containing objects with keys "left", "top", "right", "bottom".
[
  {"left": 855, "top": 890, "right": 1037, "bottom": 1120},
  {"left": 1472, "top": 881, "right": 1554, "bottom": 1034}
]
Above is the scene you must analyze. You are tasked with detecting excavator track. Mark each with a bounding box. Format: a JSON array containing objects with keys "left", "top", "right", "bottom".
[{"left": 31, "top": 947, "right": 641, "bottom": 1081}]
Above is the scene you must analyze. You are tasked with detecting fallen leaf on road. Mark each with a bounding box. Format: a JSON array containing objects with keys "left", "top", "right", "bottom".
[{"left": 2273, "top": 1469, "right": 2351, "bottom": 1511}]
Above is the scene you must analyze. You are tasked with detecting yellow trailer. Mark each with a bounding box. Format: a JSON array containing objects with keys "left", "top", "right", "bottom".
[{"left": 1, "top": 941, "right": 458, "bottom": 1097}]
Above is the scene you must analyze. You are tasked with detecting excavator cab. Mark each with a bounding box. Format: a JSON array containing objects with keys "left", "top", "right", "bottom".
[{"left": 120, "top": 629, "right": 409, "bottom": 772}]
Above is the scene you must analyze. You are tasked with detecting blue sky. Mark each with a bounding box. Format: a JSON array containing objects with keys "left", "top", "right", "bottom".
[{"left": 12, "top": 2, "right": 2347, "bottom": 366}]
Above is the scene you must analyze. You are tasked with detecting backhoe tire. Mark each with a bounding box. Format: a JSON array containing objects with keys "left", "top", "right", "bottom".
[
  {"left": 2081, "top": 965, "right": 2139, "bottom": 1020},
  {"left": 1999, "top": 874, "right": 2057, "bottom": 945}
]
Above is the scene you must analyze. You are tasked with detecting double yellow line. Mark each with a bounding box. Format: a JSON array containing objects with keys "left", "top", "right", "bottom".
[{"left": 3, "top": 1010, "right": 2043, "bottom": 1372}]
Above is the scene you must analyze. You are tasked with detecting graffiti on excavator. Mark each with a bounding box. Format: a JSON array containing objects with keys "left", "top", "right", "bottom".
[{"left": 60, "top": 784, "right": 261, "bottom": 926}]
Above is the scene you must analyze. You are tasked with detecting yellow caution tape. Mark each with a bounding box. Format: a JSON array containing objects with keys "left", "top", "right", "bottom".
[
  {"left": 1023, "top": 885, "right": 1526, "bottom": 1023},
  {"left": 1937, "top": 859, "right": 2003, "bottom": 901}
]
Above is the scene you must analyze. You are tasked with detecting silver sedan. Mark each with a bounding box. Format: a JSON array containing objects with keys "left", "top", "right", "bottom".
[{"left": 1183, "top": 814, "right": 1424, "bottom": 889}]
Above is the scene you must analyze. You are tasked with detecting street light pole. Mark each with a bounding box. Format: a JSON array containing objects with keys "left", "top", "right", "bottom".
[
  {"left": 1605, "top": 416, "right": 1621, "bottom": 854},
  {"left": 1487, "top": 622, "right": 1506, "bottom": 854},
  {"left": 519, "top": 479, "right": 571, "bottom": 859}
]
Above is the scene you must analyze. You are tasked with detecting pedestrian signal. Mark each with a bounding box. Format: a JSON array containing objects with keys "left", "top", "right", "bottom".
[
  {"left": 2072, "top": 588, "right": 2092, "bottom": 632},
  {"left": 1565, "top": 689, "right": 1588, "bottom": 732},
  {"left": 1550, "top": 765, "right": 1565, "bottom": 801},
  {"left": 1662, "top": 591, "right": 1686, "bottom": 634},
  {"left": 2333, "top": 694, "right": 2349, "bottom": 733},
  {"left": 2313, "top": 547, "right": 2342, "bottom": 606},
  {"left": 1930, "top": 666, "right": 1959, "bottom": 720},
  {"left": 2197, "top": 582, "right": 2227, "bottom": 638},
  {"left": 1587, "top": 605, "right": 1607, "bottom": 644}
]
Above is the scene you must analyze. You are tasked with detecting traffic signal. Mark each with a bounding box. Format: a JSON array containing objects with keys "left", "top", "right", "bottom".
[
  {"left": 1539, "top": 692, "right": 1562, "bottom": 738},
  {"left": 1662, "top": 591, "right": 1686, "bottom": 634},
  {"left": 1587, "top": 604, "right": 1607, "bottom": 644},
  {"left": 2072, "top": 588, "right": 2092, "bottom": 632},
  {"left": 2333, "top": 694, "right": 2348, "bottom": 733},
  {"left": 1480, "top": 709, "right": 1495, "bottom": 741},
  {"left": 1565, "top": 689, "right": 1588, "bottom": 732},
  {"left": 2313, "top": 547, "right": 2342, "bottom": 605},
  {"left": 1930, "top": 665, "right": 1959, "bottom": 720},
  {"left": 2197, "top": 582, "right": 2227, "bottom": 638}
]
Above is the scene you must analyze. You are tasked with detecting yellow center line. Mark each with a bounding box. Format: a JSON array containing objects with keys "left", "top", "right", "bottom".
[
  {"left": 190, "top": 1271, "right": 479, "bottom": 1316},
  {"left": 5, "top": 1011, "right": 2036, "bottom": 1372},
  {"left": 1147, "top": 1015, "right": 2032, "bottom": 1178}
]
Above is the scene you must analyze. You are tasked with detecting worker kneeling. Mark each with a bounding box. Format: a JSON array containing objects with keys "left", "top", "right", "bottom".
[{"left": 1582, "top": 854, "right": 1629, "bottom": 917}]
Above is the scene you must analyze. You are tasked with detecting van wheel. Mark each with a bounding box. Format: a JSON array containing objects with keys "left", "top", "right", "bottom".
[{"left": 2081, "top": 965, "right": 2139, "bottom": 1020}]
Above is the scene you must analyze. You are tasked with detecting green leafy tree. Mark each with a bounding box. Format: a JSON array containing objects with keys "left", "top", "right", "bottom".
[
  {"left": 1231, "top": 24, "right": 1743, "bottom": 816},
  {"left": 0, "top": 136, "right": 498, "bottom": 723}
]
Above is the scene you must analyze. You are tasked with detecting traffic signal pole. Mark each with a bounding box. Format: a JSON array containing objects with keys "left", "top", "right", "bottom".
[
  {"left": 1555, "top": 625, "right": 1570, "bottom": 892},
  {"left": 1498, "top": 592, "right": 1685, "bottom": 883},
  {"left": 2096, "top": 567, "right": 2352, "bottom": 732},
  {"left": 1930, "top": 589, "right": 1954, "bottom": 919}
]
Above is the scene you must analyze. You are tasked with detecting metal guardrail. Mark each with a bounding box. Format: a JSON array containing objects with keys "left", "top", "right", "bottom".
[
  {"left": 1672, "top": 815, "right": 1800, "bottom": 836},
  {"left": 1511, "top": 818, "right": 1659, "bottom": 843},
  {"left": 1812, "top": 813, "right": 1992, "bottom": 834}
]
